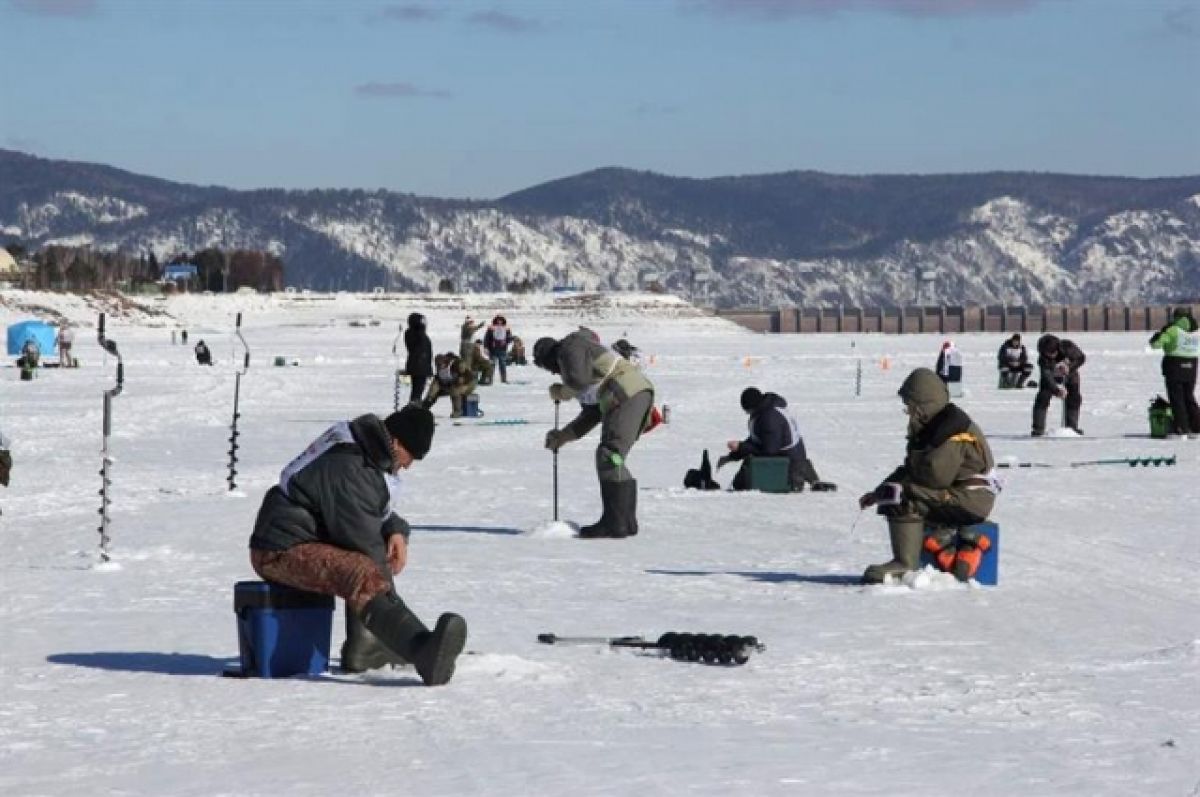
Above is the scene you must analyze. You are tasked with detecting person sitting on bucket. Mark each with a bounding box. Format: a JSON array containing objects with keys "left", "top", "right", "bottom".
[
  {"left": 719, "top": 387, "right": 824, "bottom": 492},
  {"left": 508, "top": 336, "right": 528, "bottom": 366},
  {"left": 935, "top": 340, "right": 962, "bottom": 386},
  {"left": 194, "top": 339, "right": 213, "bottom": 366},
  {"left": 859, "top": 367, "right": 1000, "bottom": 584},
  {"left": 534, "top": 329, "right": 656, "bottom": 539},
  {"left": 247, "top": 405, "right": 467, "bottom": 685},
  {"left": 20, "top": 337, "right": 40, "bottom": 369},
  {"left": 997, "top": 333, "right": 1032, "bottom": 388}
]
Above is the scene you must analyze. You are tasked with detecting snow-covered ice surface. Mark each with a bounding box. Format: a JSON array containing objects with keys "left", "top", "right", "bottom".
[{"left": 0, "top": 290, "right": 1196, "bottom": 796}]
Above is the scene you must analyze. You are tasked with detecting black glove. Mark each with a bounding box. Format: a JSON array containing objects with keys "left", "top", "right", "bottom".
[
  {"left": 544, "top": 429, "right": 572, "bottom": 452},
  {"left": 420, "top": 398, "right": 434, "bottom": 410},
  {"left": 1150, "top": 324, "right": 1170, "bottom": 346}
]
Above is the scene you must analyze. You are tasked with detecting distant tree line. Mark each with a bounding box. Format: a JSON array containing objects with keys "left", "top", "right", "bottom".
[
  {"left": 2, "top": 242, "right": 284, "bottom": 293},
  {"left": 169, "top": 247, "right": 285, "bottom": 293}
]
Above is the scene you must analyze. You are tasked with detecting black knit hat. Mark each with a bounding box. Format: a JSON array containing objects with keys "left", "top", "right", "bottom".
[
  {"left": 740, "top": 387, "right": 763, "bottom": 412},
  {"left": 384, "top": 405, "right": 435, "bottom": 460}
]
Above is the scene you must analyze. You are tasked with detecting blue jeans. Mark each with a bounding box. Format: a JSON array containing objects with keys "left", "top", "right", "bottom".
[{"left": 490, "top": 352, "right": 507, "bottom": 383}]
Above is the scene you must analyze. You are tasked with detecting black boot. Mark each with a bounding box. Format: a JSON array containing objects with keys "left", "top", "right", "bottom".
[
  {"left": 361, "top": 592, "right": 467, "bottom": 686},
  {"left": 617, "top": 479, "right": 638, "bottom": 537},
  {"left": 579, "top": 481, "right": 625, "bottom": 539},
  {"left": 341, "top": 605, "right": 407, "bottom": 673}
]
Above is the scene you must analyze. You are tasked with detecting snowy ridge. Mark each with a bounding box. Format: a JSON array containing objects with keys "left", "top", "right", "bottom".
[{"left": 3, "top": 154, "right": 1200, "bottom": 306}]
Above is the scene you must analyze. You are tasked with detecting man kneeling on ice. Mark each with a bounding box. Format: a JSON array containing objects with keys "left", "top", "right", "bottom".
[
  {"left": 859, "top": 368, "right": 1000, "bottom": 584},
  {"left": 247, "top": 405, "right": 467, "bottom": 685}
]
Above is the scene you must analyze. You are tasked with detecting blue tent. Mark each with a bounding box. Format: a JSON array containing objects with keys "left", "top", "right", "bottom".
[{"left": 7, "top": 320, "right": 58, "bottom": 358}]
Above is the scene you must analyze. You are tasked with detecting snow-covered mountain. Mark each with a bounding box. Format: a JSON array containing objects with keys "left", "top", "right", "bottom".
[{"left": 3, "top": 149, "right": 1199, "bottom": 306}]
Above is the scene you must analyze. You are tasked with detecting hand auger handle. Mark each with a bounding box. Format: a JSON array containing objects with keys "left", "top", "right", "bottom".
[{"left": 552, "top": 400, "right": 561, "bottom": 522}]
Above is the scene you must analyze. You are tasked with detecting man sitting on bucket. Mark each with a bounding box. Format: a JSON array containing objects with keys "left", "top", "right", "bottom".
[
  {"left": 247, "top": 405, "right": 467, "bottom": 685},
  {"left": 859, "top": 368, "right": 1000, "bottom": 584},
  {"left": 719, "top": 387, "right": 827, "bottom": 492}
]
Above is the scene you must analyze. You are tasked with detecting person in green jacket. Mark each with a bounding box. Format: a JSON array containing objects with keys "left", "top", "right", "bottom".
[
  {"left": 860, "top": 368, "right": 1000, "bottom": 583},
  {"left": 1150, "top": 306, "right": 1200, "bottom": 437},
  {"left": 534, "top": 328, "right": 655, "bottom": 539}
]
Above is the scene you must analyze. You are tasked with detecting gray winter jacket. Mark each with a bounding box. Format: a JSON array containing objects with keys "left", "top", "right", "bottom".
[{"left": 249, "top": 414, "right": 409, "bottom": 573}]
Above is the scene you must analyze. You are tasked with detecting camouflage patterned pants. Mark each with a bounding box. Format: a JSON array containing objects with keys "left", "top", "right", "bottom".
[{"left": 250, "top": 544, "right": 392, "bottom": 615}]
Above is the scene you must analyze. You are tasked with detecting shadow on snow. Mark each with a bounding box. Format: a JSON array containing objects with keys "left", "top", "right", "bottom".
[
  {"left": 646, "top": 568, "right": 860, "bottom": 586},
  {"left": 47, "top": 651, "right": 236, "bottom": 676}
]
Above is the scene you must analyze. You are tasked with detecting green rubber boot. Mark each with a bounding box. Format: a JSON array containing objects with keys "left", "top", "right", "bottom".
[
  {"left": 862, "top": 520, "right": 924, "bottom": 584},
  {"left": 341, "top": 607, "right": 406, "bottom": 673},
  {"left": 579, "top": 480, "right": 625, "bottom": 539},
  {"left": 361, "top": 592, "right": 468, "bottom": 686}
]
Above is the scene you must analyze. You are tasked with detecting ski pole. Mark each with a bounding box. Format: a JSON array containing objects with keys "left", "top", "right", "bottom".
[{"left": 552, "top": 400, "right": 560, "bottom": 522}]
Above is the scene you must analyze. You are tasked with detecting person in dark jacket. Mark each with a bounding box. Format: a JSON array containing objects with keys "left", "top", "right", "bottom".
[
  {"left": 721, "top": 388, "right": 822, "bottom": 491},
  {"left": 194, "top": 340, "right": 213, "bottom": 366},
  {"left": 483, "top": 315, "right": 511, "bottom": 384},
  {"left": 403, "top": 312, "right": 433, "bottom": 405},
  {"left": 247, "top": 406, "right": 466, "bottom": 685},
  {"left": 535, "top": 329, "right": 655, "bottom": 539},
  {"left": 1150, "top": 307, "right": 1200, "bottom": 437},
  {"left": 1032, "top": 334, "right": 1086, "bottom": 436},
  {"left": 997, "top": 334, "right": 1033, "bottom": 388},
  {"left": 860, "top": 368, "right": 999, "bottom": 584}
]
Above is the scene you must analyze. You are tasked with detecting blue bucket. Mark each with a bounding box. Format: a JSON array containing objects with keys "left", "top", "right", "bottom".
[{"left": 233, "top": 581, "right": 334, "bottom": 677}]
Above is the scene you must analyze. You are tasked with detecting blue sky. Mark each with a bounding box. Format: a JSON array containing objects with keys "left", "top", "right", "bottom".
[{"left": 1, "top": 0, "right": 1197, "bottom": 198}]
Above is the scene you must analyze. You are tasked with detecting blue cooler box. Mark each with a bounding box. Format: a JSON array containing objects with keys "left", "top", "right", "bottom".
[
  {"left": 921, "top": 522, "right": 1000, "bottom": 586},
  {"left": 234, "top": 581, "right": 335, "bottom": 678}
]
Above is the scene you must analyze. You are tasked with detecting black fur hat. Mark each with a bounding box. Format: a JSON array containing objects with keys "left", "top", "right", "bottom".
[{"left": 740, "top": 387, "right": 763, "bottom": 412}]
